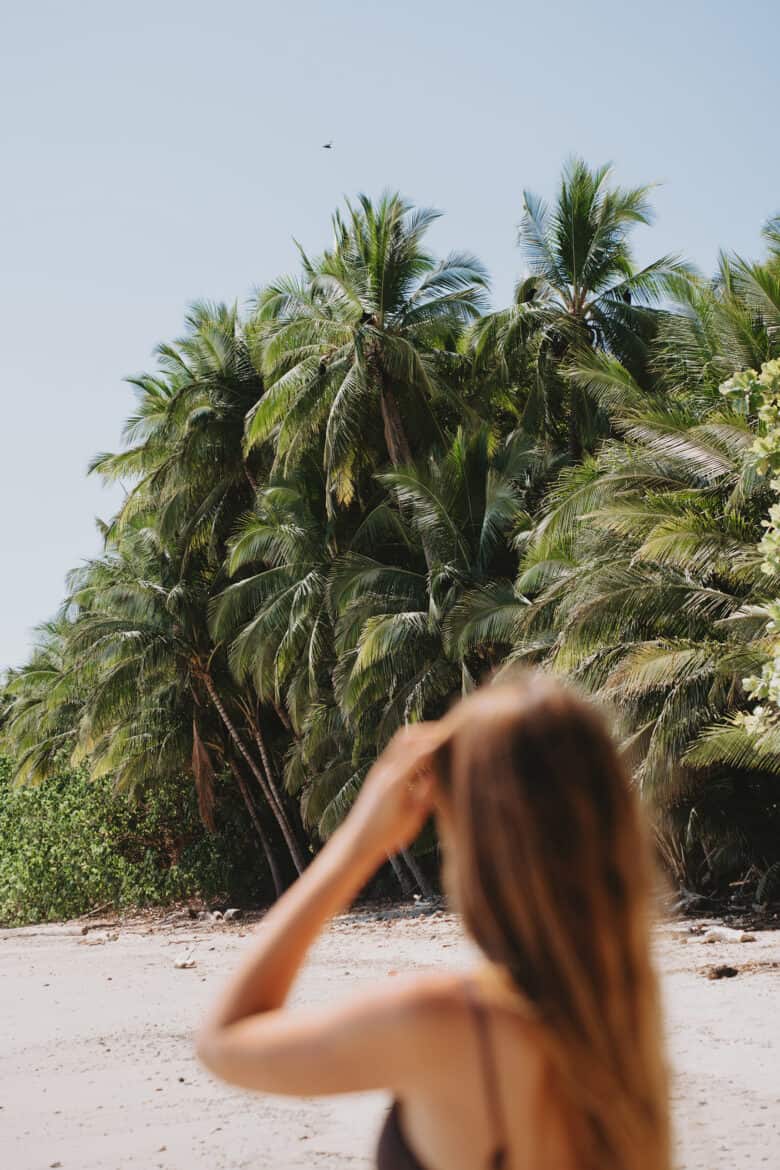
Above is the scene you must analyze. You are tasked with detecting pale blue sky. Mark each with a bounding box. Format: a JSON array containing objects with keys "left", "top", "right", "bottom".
[{"left": 2, "top": 0, "right": 778, "bottom": 669}]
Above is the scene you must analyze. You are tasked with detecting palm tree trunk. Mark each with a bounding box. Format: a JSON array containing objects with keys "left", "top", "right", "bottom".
[
  {"left": 201, "top": 672, "right": 306, "bottom": 874},
  {"left": 568, "top": 387, "right": 583, "bottom": 462},
  {"left": 246, "top": 709, "right": 309, "bottom": 862},
  {"left": 228, "top": 758, "right": 286, "bottom": 899},
  {"left": 379, "top": 381, "right": 413, "bottom": 466},
  {"left": 401, "top": 848, "right": 434, "bottom": 899},
  {"left": 388, "top": 853, "right": 414, "bottom": 896},
  {"left": 378, "top": 371, "right": 438, "bottom": 573}
]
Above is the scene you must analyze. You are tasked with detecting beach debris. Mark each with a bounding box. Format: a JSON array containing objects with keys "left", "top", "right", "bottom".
[
  {"left": 196, "top": 910, "right": 222, "bottom": 923},
  {"left": 702, "top": 927, "right": 732, "bottom": 943},
  {"left": 174, "top": 953, "right": 197, "bottom": 969},
  {"left": 706, "top": 964, "right": 740, "bottom": 979},
  {"left": 75, "top": 900, "right": 115, "bottom": 921},
  {"left": 80, "top": 922, "right": 116, "bottom": 935},
  {"left": 79, "top": 931, "right": 119, "bottom": 945},
  {"left": 224, "top": 908, "right": 243, "bottom": 921},
  {"left": 701, "top": 926, "right": 756, "bottom": 944},
  {"left": 665, "top": 923, "right": 697, "bottom": 938}
]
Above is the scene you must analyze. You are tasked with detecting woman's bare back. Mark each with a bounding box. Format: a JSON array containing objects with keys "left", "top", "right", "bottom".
[{"left": 383, "top": 972, "right": 577, "bottom": 1170}]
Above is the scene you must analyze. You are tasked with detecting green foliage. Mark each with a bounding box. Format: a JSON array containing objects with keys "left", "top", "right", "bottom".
[
  {"left": 5, "top": 168, "right": 780, "bottom": 915},
  {"left": 250, "top": 191, "right": 488, "bottom": 504},
  {"left": 0, "top": 756, "right": 271, "bottom": 927},
  {"left": 470, "top": 157, "right": 691, "bottom": 458},
  {"left": 718, "top": 360, "right": 780, "bottom": 719}
]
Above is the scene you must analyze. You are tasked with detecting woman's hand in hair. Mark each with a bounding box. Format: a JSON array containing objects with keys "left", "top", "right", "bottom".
[{"left": 341, "top": 724, "right": 443, "bottom": 863}]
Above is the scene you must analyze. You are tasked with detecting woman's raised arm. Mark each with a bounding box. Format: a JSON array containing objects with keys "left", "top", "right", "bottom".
[{"left": 196, "top": 724, "right": 447, "bottom": 1096}]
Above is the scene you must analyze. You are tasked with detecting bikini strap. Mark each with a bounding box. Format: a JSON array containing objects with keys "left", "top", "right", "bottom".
[{"left": 465, "top": 979, "right": 509, "bottom": 1170}]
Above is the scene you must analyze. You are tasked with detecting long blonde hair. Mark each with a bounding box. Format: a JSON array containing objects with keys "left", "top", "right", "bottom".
[{"left": 435, "top": 672, "right": 670, "bottom": 1170}]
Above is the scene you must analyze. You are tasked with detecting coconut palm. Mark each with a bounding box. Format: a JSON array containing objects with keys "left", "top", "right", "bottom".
[
  {"left": 652, "top": 256, "right": 780, "bottom": 404},
  {"left": 63, "top": 527, "right": 306, "bottom": 877},
  {"left": 83, "top": 303, "right": 306, "bottom": 886},
  {"left": 472, "top": 158, "right": 690, "bottom": 458},
  {"left": 331, "top": 427, "right": 539, "bottom": 738},
  {"left": 1, "top": 607, "right": 291, "bottom": 897},
  {"left": 0, "top": 618, "right": 83, "bottom": 786},
  {"left": 91, "top": 301, "right": 265, "bottom": 559},
  {"left": 211, "top": 471, "right": 439, "bottom": 891},
  {"left": 247, "top": 192, "right": 489, "bottom": 504},
  {"left": 210, "top": 463, "right": 338, "bottom": 734},
  {"left": 214, "top": 427, "right": 535, "bottom": 829}
]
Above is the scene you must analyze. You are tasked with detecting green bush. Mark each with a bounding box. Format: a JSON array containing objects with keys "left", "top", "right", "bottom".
[{"left": 0, "top": 757, "right": 274, "bottom": 926}]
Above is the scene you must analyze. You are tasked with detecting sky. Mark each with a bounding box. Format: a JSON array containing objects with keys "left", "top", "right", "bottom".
[{"left": 1, "top": 0, "right": 779, "bottom": 669}]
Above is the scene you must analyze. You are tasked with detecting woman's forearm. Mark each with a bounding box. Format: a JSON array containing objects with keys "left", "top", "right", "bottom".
[
  {"left": 198, "top": 723, "right": 440, "bottom": 1064},
  {"left": 200, "top": 826, "right": 381, "bottom": 1037}
]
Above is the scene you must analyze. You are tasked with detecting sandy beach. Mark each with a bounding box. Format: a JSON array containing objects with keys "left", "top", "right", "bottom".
[{"left": 1, "top": 907, "right": 777, "bottom": 1170}]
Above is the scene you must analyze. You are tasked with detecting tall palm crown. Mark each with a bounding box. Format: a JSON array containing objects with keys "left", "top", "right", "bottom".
[
  {"left": 92, "top": 301, "right": 264, "bottom": 559},
  {"left": 331, "top": 427, "right": 534, "bottom": 736},
  {"left": 1, "top": 619, "right": 82, "bottom": 787},
  {"left": 63, "top": 530, "right": 222, "bottom": 799},
  {"left": 211, "top": 468, "right": 338, "bottom": 733},
  {"left": 248, "top": 192, "right": 489, "bottom": 504},
  {"left": 473, "top": 158, "right": 688, "bottom": 457},
  {"left": 654, "top": 255, "right": 780, "bottom": 403}
]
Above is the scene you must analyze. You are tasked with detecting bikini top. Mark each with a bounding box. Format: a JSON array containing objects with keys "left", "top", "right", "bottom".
[{"left": 376, "top": 981, "right": 509, "bottom": 1170}]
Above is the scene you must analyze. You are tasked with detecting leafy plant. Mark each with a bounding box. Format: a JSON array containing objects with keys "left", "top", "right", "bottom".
[{"left": 0, "top": 756, "right": 273, "bottom": 927}]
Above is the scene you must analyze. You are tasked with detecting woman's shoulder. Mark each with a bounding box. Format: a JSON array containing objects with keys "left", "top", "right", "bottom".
[
  {"left": 388, "top": 966, "right": 549, "bottom": 1100},
  {"left": 391, "top": 965, "right": 541, "bottom": 1036}
]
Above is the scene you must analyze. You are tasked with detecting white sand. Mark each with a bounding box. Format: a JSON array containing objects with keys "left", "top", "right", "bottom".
[{"left": 0, "top": 908, "right": 777, "bottom": 1170}]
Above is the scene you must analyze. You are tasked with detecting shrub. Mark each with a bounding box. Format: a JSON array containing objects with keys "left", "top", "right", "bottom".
[{"left": 0, "top": 757, "right": 273, "bottom": 926}]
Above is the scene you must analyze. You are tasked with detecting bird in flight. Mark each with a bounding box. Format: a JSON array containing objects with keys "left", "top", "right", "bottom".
[{"left": 322, "top": 141, "right": 333, "bottom": 149}]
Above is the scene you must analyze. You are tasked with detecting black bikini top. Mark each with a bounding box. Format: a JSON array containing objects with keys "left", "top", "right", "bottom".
[{"left": 376, "top": 981, "right": 508, "bottom": 1170}]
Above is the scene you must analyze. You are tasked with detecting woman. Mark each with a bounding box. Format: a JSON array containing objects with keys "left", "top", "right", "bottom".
[{"left": 197, "top": 673, "right": 670, "bottom": 1170}]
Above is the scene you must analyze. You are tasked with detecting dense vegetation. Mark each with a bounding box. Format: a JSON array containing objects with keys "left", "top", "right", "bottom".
[
  {"left": 3, "top": 160, "right": 780, "bottom": 920},
  {"left": 0, "top": 756, "right": 270, "bottom": 925}
]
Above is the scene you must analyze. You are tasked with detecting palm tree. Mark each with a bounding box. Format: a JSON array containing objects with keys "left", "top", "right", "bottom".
[
  {"left": 212, "top": 427, "right": 535, "bottom": 859},
  {"left": 472, "top": 158, "right": 689, "bottom": 459},
  {"left": 247, "top": 192, "right": 489, "bottom": 504},
  {"left": 211, "top": 468, "right": 439, "bottom": 892},
  {"left": 1, "top": 613, "right": 291, "bottom": 898},
  {"left": 91, "top": 301, "right": 265, "bottom": 558},
  {"left": 652, "top": 256, "right": 780, "bottom": 402},
  {"left": 64, "top": 527, "right": 306, "bottom": 877},
  {"left": 84, "top": 303, "right": 307, "bottom": 887},
  {"left": 331, "top": 427, "right": 537, "bottom": 737},
  {"left": 210, "top": 464, "right": 337, "bottom": 735},
  {"left": 0, "top": 618, "right": 83, "bottom": 786}
]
